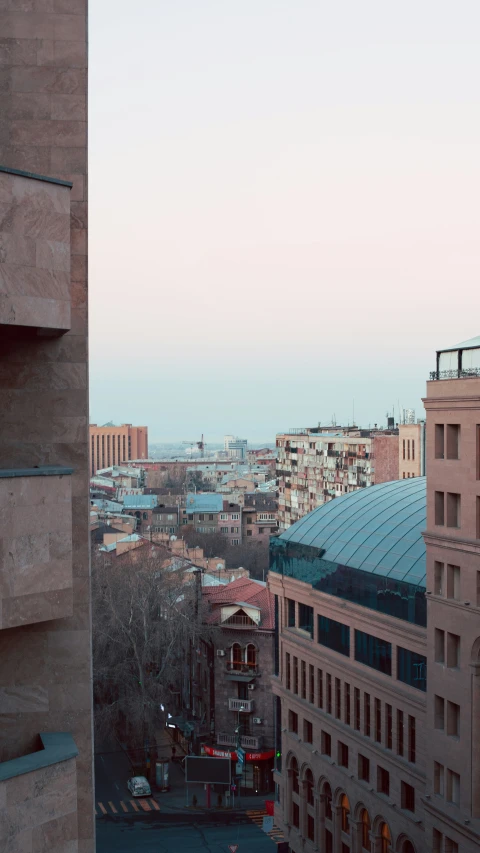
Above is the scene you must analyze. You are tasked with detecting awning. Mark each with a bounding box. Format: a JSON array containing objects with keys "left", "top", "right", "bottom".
[
  {"left": 225, "top": 674, "right": 254, "bottom": 683},
  {"left": 168, "top": 716, "right": 195, "bottom": 735}
]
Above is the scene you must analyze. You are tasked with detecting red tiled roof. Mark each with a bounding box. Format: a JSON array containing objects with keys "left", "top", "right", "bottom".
[{"left": 202, "top": 577, "right": 274, "bottom": 629}]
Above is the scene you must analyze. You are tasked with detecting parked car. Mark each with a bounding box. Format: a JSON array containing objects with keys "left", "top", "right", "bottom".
[{"left": 127, "top": 776, "right": 152, "bottom": 797}]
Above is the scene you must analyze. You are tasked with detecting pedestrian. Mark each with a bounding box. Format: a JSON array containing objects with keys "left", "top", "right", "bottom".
[{"left": 171, "top": 745, "right": 176, "bottom": 762}]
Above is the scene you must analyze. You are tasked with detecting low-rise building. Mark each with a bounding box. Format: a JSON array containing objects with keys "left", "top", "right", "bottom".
[
  {"left": 242, "top": 494, "right": 279, "bottom": 543},
  {"left": 185, "top": 493, "right": 224, "bottom": 533},
  {"left": 219, "top": 501, "right": 243, "bottom": 545},
  {"left": 398, "top": 422, "right": 426, "bottom": 480}
]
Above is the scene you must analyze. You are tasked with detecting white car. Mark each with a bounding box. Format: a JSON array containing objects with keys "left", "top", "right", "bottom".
[{"left": 127, "top": 776, "right": 152, "bottom": 797}]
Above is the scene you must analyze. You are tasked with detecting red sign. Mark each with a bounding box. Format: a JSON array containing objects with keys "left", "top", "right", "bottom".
[
  {"left": 228, "top": 846, "right": 239, "bottom": 853},
  {"left": 204, "top": 745, "right": 275, "bottom": 762}
]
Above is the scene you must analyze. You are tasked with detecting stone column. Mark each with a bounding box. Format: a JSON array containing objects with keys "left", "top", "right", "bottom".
[
  {"left": 472, "top": 662, "right": 480, "bottom": 818},
  {"left": 333, "top": 804, "right": 343, "bottom": 853},
  {"left": 318, "top": 793, "right": 327, "bottom": 851},
  {"left": 350, "top": 818, "right": 363, "bottom": 853},
  {"left": 300, "top": 779, "right": 308, "bottom": 839}
]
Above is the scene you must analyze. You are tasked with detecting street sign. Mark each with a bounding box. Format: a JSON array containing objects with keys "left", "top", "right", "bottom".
[
  {"left": 228, "top": 846, "right": 239, "bottom": 853},
  {"left": 237, "top": 746, "right": 246, "bottom": 761}
]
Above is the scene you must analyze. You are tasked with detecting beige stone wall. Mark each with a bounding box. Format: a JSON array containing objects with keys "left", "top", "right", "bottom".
[
  {"left": 399, "top": 424, "right": 424, "bottom": 479},
  {"left": 0, "top": 1, "right": 93, "bottom": 851},
  {"left": 0, "top": 473, "right": 73, "bottom": 629},
  {"left": 0, "top": 757, "right": 77, "bottom": 853}
]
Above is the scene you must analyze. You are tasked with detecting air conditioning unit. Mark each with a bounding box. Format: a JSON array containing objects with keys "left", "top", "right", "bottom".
[
  {"left": 248, "top": 684, "right": 255, "bottom": 691},
  {"left": 253, "top": 717, "right": 262, "bottom": 725},
  {"left": 216, "top": 649, "right": 225, "bottom": 657}
]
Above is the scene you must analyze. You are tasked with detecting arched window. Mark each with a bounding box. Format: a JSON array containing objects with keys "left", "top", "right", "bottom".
[
  {"left": 143, "top": 512, "right": 148, "bottom": 520},
  {"left": 231, "top": 643, "right": 242, "bottom": 667},
  {"left": 360, "top": 809, "right": 371, "bottom": 851},
  {"left": 402, "top": 842, "right": 415, "bottom": 853},
  {"left": 305, "top": 768, "right": 314, "bottom": 805},
  {"left": 246, "top": 643, "right": 256, "bottom": 668},
  {"left": 324, "top": 782, "right": 332, "bottom": 821},
  {"left": 341, "top": 794, "right": 350, "bottom": 834},
  {"left": 380, "top": 822, "right": 391, "bottom": 853},
  {"left": 291, "top": 756, "right": 299, "bottom": 794}
]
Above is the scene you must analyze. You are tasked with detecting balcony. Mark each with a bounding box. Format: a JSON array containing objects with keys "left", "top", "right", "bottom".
[
  {"left": 226, "top": 661, "right": 258, "bottom": 675},
  {"left": 217, "top": 732, "right": 263, "bottom": 750},
  {"left": 0, "top": 167, "right": 72, "bottom": 331},
  {"left": 222, "top": 614, "right": 258, "bottom": 628},
  {"left": 228, "top": 698, "right": 254, "bottom": 712},
  {"left": 0, "top": 467, "right": 73, "bottom": 629}
]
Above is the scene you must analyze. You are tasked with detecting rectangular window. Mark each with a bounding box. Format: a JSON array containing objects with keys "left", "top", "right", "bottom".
[
  {"left": 335, "top": 678, "right": 341, "bottom": 719},
  {"left": 220, "top": 526, "right": 228, "bottom": 533},
  {"left": 446, "top": 564, "right": 460, "bottom": 600},
  {"left": 445, "top": 839, "right": 459, "bottom": 853},
  {"left": 447, "top": 701, "right": 460, "bottom": 738},
  {"left": 358, "top": 753, "right": 370, "bottom": 782},
  {"left": 292, "top": 802, "right": 299, "bottom": 828},
  {"left": 446, "top": 424, "right": 460, "bottom": 459},
  {"left": 446, "top": 493, "right": 461, "bottom": 528},
  {"left": 293, "top": 657, "right": 298, "bottom": 694},
  {"left": 386, "top": 704, "right": 392, "bottom": 749},
  {"left": 303, "top": 719, "right": 313, "bottom": 743},
  {"left": 403, "top": 439, "right": 406, "bottom": 460},
  {"left": 299, "top": 603, "right": 314, "bottom": 637},
  {"left": 375, "top": 698, "right": 382, "bottom": 743},
  {"left": 446, "top": 769, "right": 460, "bottom": 806},
  {"left": 401, "top": 781, "right": 415, "bottom": 812},
  {"left": 355, "top": 630, "right": 392, "bottom": 675},
  {"left": 447, "top": 633, "right": 460, "bottom": 668},
  {"left": 344, "top": 683, "right": 351, "bottom": 726},
  {"left": 354, "top": 688, "right": 360, "bottom": 731},
  {"left": 301, "top": 660, "right": 307, "bottom": 700},
  {"left": 285, "top": 653, "right": 291, "bottom": 691},
  {"left": 412, "top": 439, "right": 415, "bottom": 460},
  {"left": 338, "top": 741, "right": 348, "bottom": 768},
  {"left": 364, "top": 693, "right": 371, "bottom": 737},
  {"left": 309, "top": 664, "right": 315, "bottom": 704},
  {"left": 326, "top": 674, "right": 332, "bottom": 715},
  {"left": 434, "top": 561, "right": 444, "bottom": 595},
  {"left": 432, "top": 829, "right": 443, "bottom": 853},
  {"left": 435, "top": 424, "right": 445, "bottom": 459},
  {"left": 408, "top": 715, "right": 416, "bottom": 763},
  {"left": 435, "top": 628, "right": 445, "bottom": 663},
  {"left": 397, "top": 647, "right": 427, "bottom": 691},
  {"left": 435, "top": 491, "right": 445, "bottom": 525},
  {"left": 318, "top": 616, "right": 350, "bottom": 657},
  {"left": 198, "top": 514, "right": 204, "bottom": 521},
  {"left": 317, "top": 669, "right": 323, "bottom": 709},
  {"left": 288, "top": 710, "right": 298, "bottom": 734},
  {"left": 287, "top": 598, "right": 296, "bottom": 627},
  {"left": 434, "top": 695, "right": 445, "bottom": 730},
  {"left": 434, "top": 761, "right": 444, "bottom": 796},
  {"left": 397, "top": 709, "right": 404, "bottom": 756},
  {"left": 307, "top": 814, "right": 315, "bottom": 842},
  {"left": 321, "top": 730, "right": 331, "bottom": 756},
  {"left": 377, "top": 766, "right": 390, "bottom": 796}
]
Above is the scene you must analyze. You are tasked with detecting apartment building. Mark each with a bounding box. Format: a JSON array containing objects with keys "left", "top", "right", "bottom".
[
  {"left": 276, "top": 427, "right": 398, "bottom": 530},
  {"left": 89, "top": 423, "right": 148, "bottom": 474},
  {"left": 399, "top": 423, "right": 426, "bottom": 480},
  {"left": 242, "top": 493, "right": 279, "bottom": 543},
  {"left": 422, "top": 335, "right": 480, "bottom": 853},
  {"left": 0, "top": 2, "right": 93, "bottom": 851}
]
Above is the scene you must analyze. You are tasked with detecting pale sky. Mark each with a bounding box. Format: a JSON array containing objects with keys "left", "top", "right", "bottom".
[{"left": 89, "top": 1, "right": 480, "bottom": 442}]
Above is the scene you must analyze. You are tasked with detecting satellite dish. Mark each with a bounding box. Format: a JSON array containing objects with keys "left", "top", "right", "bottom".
[
  {"left": 170, "top": 535, "right": 177, "bottom": 541},
  {"left": 216, "top": 563, "right": 223, "bottom": 570}
]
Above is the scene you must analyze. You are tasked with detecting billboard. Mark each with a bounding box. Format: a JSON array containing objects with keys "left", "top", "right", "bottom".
[{"left": 185, "top": 756, "right": 231, "bottom": 785}]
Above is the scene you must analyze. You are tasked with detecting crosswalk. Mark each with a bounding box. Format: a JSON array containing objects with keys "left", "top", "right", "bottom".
[
  {"left": 246, "top": 809, "right": 285, "bottom": 845},
  {"left": 96, "top": 798, "right": 160, "bottom": 816}
]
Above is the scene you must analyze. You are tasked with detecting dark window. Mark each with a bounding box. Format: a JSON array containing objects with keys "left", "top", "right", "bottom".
[
  {"left": 292, "top": 802, "right": 299, "bottom": 828},
  {"left": 285, "top": 653, "right": 291, "bottom": 690},
  {"left": 318, "top": 616, "right": 350, "bottom": 657},
  {"left": 401, "top": 781, "right": 415, "bottom": 812},
  {"left": 355, "top": 631, "right": 392, "bottom": 675},
  {"left": 287, "top": 598, "right": 296, "bottom": 627},
  {"left": 375, "top": 698, "right": 382, "bottom": 742},
  {"left": 301, "top": 660, "right": 307, "bottom": 699},
  {"left": 354, "top": 688, "right": 361, "bottom": 730},
  {"left": 303, "top": 719, "right": 313, "bottom": 743},
  {"left": 338, "top": 741, "right": 348, "bottom": 768},
  {"left": 317, "top": 669, "right": 323, "bottom": 709},
  {"left": 435, "top": 424, "right": 444, "bottom": 459},
  {"left": 386, "top": 704, "right": 392, "bottom": 749},
  {"left": 321, "top": 730, "right": 331, "bottom": 756},
  {"left": 397, "top": 709, "right": 404, "bottom": 756},
  {"left": 299, "top": 603, "right": 314, "bottom": 637},
  {"left": 435, "top": 490, "right": 445, "bottom": 525},
  {"left": 377, "top": 766, "right": 390, "bottom": 796},
  {"left": 408, "top": 715, "right": 416, "bottom": 763},
  {"left": 288, "top": 710, "right": 298, "bottom": 734},
  {"left": 326, "top": 673, "right": 332, "bottom": 714},
  {"left": 358, "top": 754, "right": 370, "bottom": 782},
  {"left": 309, "top": 664, "right": 315, "bottom": 704},
  {"left": 335, "top": 678, "right": 341, "bottom": 719},
  {"left": 344, "top": 683, "right": 351, "bottom": 726},
  {"left": 446, "top": 425, "right": 460, "bottom": 460},
  {"left": 307, "top": 814, "right": 315, "bottom": 841},
  {"left": 364, "top": 693, "right": 371, "bottom": 737},
  {"left": 324, "top": 785, "right": 333, "bottom": 821},
  {"left": 397, "top": 647, "right": 427, "bottom": 691},
  {"left": 198, "top": 514, "right": 204, "bottom": 521},
  {"left": 293, "top": 656, "right": 298, "bottom": 694}
]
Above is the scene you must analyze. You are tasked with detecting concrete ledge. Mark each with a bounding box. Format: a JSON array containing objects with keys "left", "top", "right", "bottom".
[
  {"left": 0, "top": 732, "right": 78, "bottom": 782},
  {"left": 0, "top": 466, "right": 74, "bottom": 479},
  {"left": 0, "top": 164, "right": 73, "bottom": 188}
]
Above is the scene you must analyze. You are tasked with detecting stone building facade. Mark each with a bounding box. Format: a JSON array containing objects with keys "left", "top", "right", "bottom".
[{"left": 0, "top": 2, "right": 93, "bottom": 851}]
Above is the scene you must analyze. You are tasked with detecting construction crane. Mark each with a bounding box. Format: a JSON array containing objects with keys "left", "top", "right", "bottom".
[{"left": 182, "top": 434, "right": 205, "bottom": 457}]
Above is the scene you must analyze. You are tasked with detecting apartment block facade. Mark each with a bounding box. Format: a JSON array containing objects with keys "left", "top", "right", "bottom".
[
  {"left": 0, "top": 2, "right": 93, "bottom": 851},
  {"left": 89, "top": 423, "right": 148, "bottom": 475},
  {"left": 276, "top": 427, "right": 398, "bottom": 531}
]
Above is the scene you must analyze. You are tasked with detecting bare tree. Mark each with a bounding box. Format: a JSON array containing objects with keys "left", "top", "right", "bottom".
[{"left": 92, "top": 550, "right": 212, "bottom": 773}]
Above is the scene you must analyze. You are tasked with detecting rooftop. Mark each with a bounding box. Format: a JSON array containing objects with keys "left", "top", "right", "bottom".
[
  {"left": 203, "top": 577, "right": 274, "bottom": 629},
  {"left": 186, "top": 493, "right": 224, "bottom": 514}
]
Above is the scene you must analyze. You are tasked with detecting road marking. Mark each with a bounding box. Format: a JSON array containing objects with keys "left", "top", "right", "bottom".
[
  {"left": 120, "top": 801, "right": 129, "bottom": 812},
  {"left": 98, "top": 802, "right": 107, "bottom": 815},
  {"left": 150, "top": 799, "right": 160, "bottom": 811},
  {"left": 108, "top": 801, "right": 117, "bottom": 814},
  {"left": 138, "top": 799, "right": 151, "bottom": 811},
  {"left": 130, "top": 800, "right": 140, "bottom": 812}
]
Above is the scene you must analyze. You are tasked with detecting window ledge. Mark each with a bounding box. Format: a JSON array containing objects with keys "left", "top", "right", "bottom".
[
  {"left": 0, "top": 733, "right": 78, "bottom": 782},
  {"left": 0, "top": 466, "right": 73, "bottom": 479}
]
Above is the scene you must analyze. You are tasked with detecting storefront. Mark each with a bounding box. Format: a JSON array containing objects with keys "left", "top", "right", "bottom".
[{"left": 204, "top": 745, "right": 275, "bottom": 793}]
